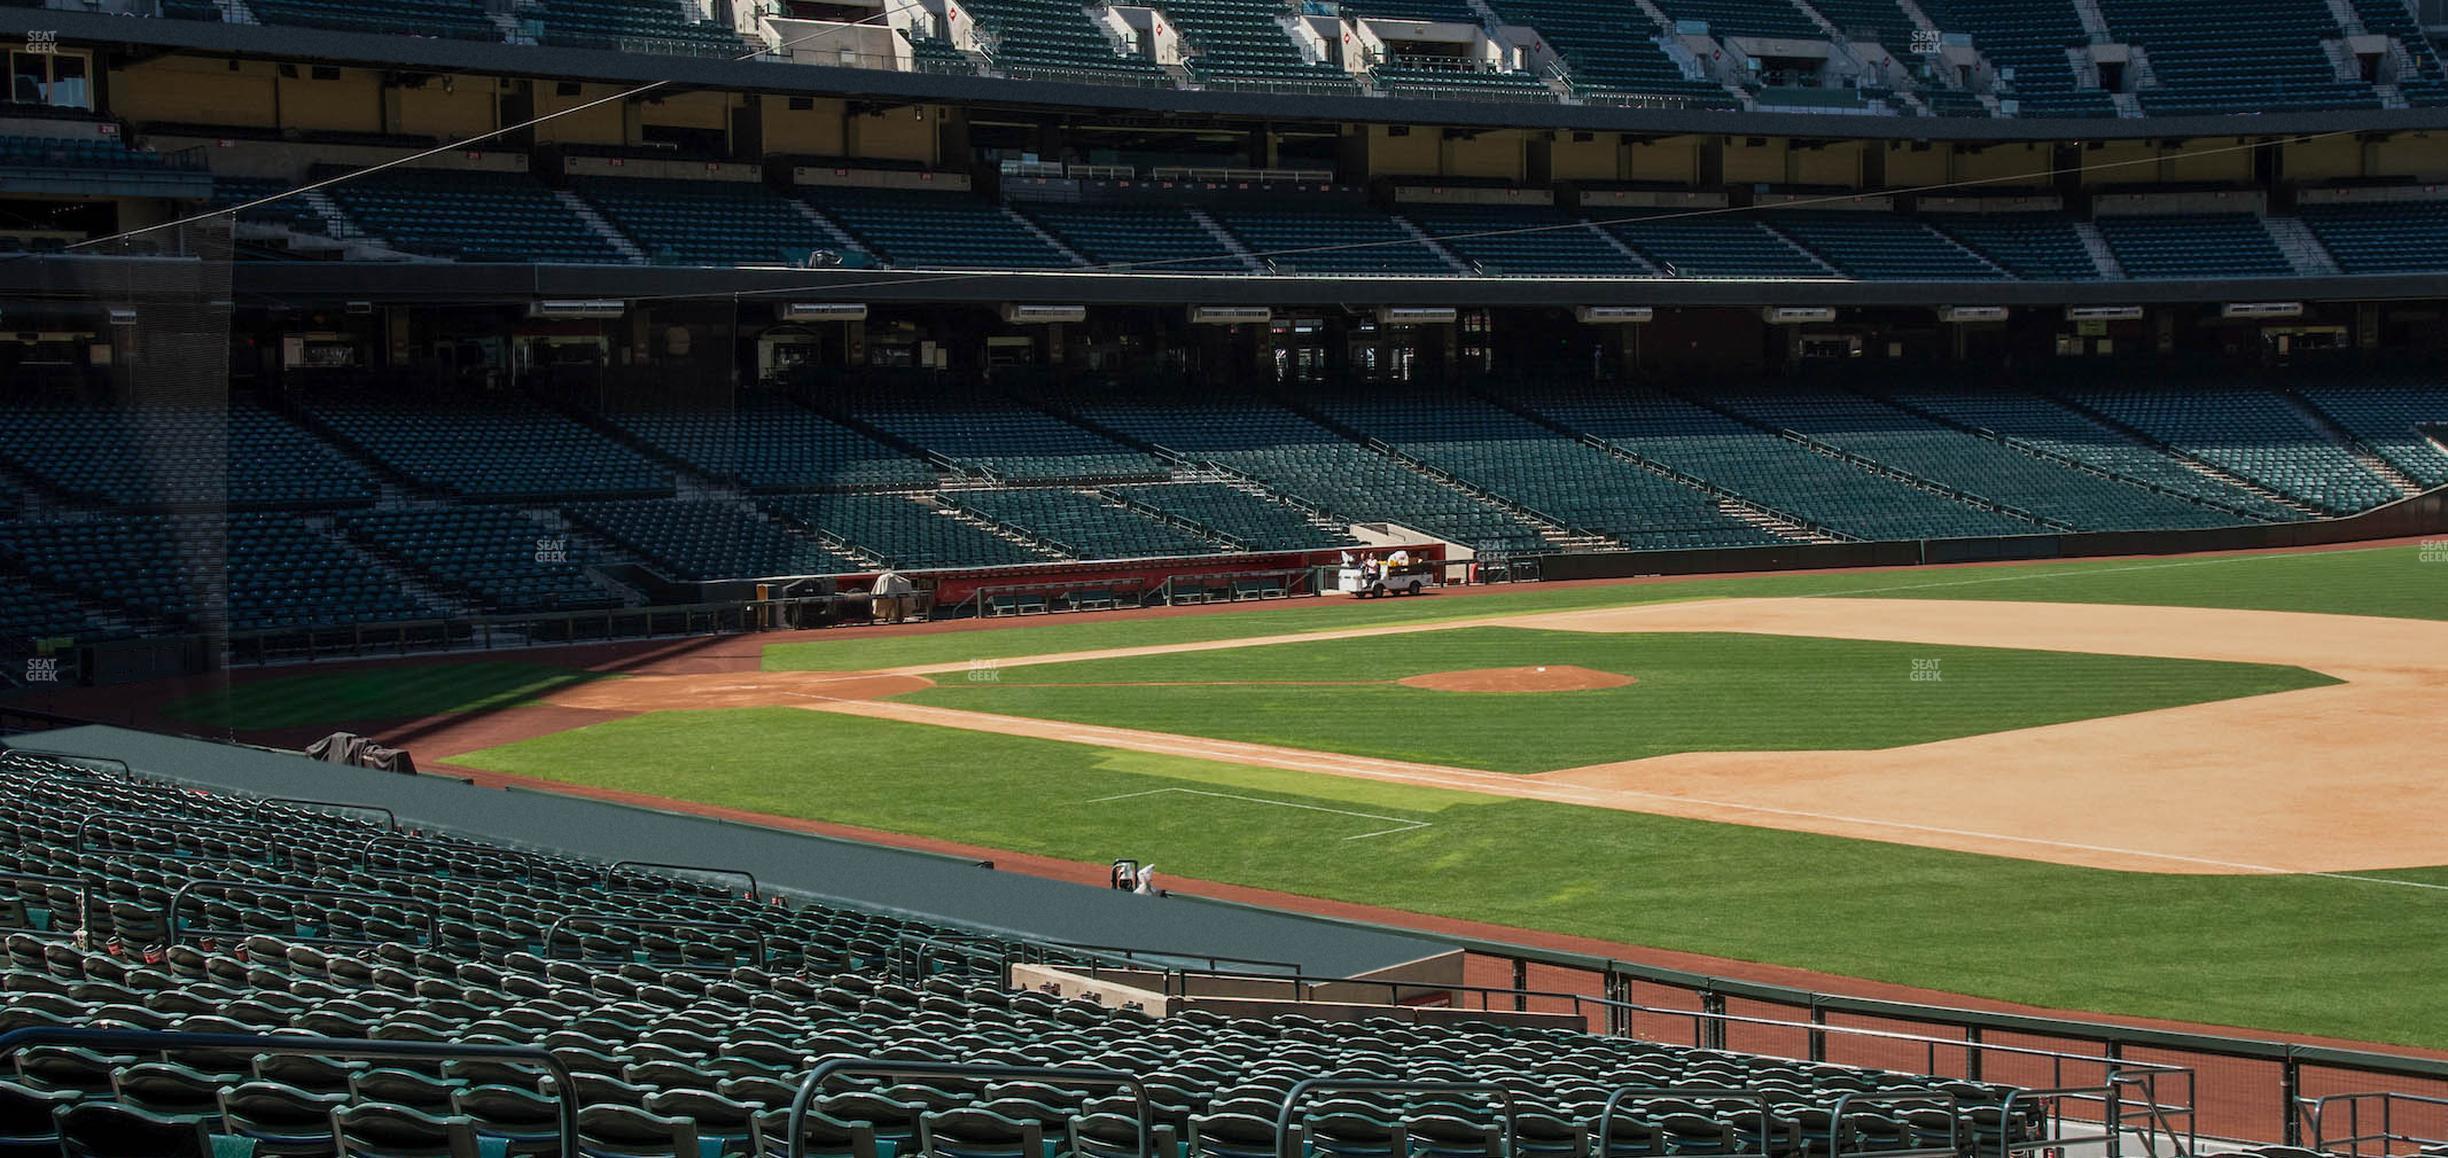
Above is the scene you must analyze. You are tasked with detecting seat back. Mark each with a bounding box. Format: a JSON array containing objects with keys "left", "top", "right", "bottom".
[{"left": 53, "top": 1100, "right": 214, "bottom": 1158}]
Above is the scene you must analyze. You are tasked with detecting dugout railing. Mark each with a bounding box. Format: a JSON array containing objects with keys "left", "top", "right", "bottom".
[
  {"left": 2300, "top": 1091, "right": 2448, "bottom": 1156},
  {"left": 1047, "top": 964, "right": 2196, "bottom": 1157},
  {"left": 1167, "top": 890, "right": 2444, "bottom": 1150}
]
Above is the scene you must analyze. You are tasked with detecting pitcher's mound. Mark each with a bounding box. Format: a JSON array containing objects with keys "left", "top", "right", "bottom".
[{"left": 1398, "top": 666, "right": 1633, "bottom": 694}]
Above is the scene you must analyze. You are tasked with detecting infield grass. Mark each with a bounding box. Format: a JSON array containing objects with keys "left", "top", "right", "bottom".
[
  {"left": 893, "top": 628, "right": 2336, "bottom": 772},
  {"left": 454, "top": 705, "right": 2448, "bottom": 1049}
]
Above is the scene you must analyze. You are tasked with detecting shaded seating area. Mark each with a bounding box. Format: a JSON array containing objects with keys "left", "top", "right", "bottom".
[
  {"left": 1208, "top": 205, "right": 1458, "bottom": 275},
  {"left": 1506, "top": 385, "right": 2042, "bottom": 541},
  {"left": 762, "top": 492, "right": 1057, "bottom": 569},
  {"left": 0, "top": 403, "right": 375, "bottom": 510},
  {"left": 576, "top": 178, "right": 833, "bottom": 267},
  {"left": 2098, "top": 0, "right": 2378, "bottom": 114},
  {"left": 298, "top": 393, "right": 672, "bottom": 501},
  {"left": 239, "top": 0, "right": 497, "bottom": 38},
  {"left": 1103, "top": 482, "right": 1362, "bottom": 551},
  {"left": 0, "top": 513, "right": 452, "bottom": 633},
  {"left": 323, "top": 169, "right": 625, "bottom": 265},
  {"left": 953, "top": 0, "right": 1174, "bottom": 83},
  {"left": 839, "top": 398, "right": 1171, "bottom": 483},
  {"left": 1303, "top": 389, "right": 1781, "bottom": 548},
  {"left": 564, "top": 498, "right": 859, "bottom": 579},
  {"left": 2092, "top": 215, "right": 2293, "bottom": 280},
  {"left": 342, "top": 507, "right": 623, "bottom": 615},
  {"left": 1161, "top": 0, "right": 1359, "bottom": 90},
  {"left": 1921, "top": 214, "right": 2099, "bottom": 280},
  {"left": 1707, "top": 390, "right": 2252, "bottom": 531},
  {"left": 801, "top": 187, "right": 1078, "bottom": 271},
  {"left": 1914, "top": 0, "right": 2115, "bottom": 117},
  {"left": 2296, "top": 200, "right": 2448, "bottom": 274},
  {"left": 525, "top": 0, "right": 745, "bottom": 55},
  {"left": 1060, "top": 393, "right": 1557, "bottom": 554},
  {"left": 594, "top": 396, "right": 939, "bottom": 492},
  {"left": 1478, "top": 0, "right": 1732, "bottom": 104},
  {"left": 1763, "top": 213, "right": 2008, "bottom": 281},
  {"left": 1402, "top": 206, "right": 1643, "bottom": 277},
  {"left": 1600, "top": 215, "right": 1833, "bottom": 280},
  {"left": 951, "top": 487, "right": 1228, "bottom": 559},
  {"left": 1018, "top": 204, "right": 1253, "bottom": 274}
]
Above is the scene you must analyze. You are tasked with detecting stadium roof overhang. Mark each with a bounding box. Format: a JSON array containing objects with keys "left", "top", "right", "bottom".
[
  {"left": 3, "top": 255, "right": 2442, "bottom": 312},
  {"left": 11, "top": 7, "right": 2448, "bottom": 145}
]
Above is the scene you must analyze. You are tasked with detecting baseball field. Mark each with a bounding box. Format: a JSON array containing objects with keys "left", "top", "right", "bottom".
[{"left": 154, "top": 542, "right": 2448, "bottom": 1048}]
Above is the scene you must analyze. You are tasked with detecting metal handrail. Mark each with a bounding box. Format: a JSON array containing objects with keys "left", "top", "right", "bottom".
[
  {"left": 1823, "top": 1089, "right": 1964, "bottom": 1158},
  {"left": 0, "top": 869, "right": 97, "bottom": 936},
  {"left": 607, "top": 860, "right": 758, "bottom": 900},
  {"left": 1045, "top": 940, "right": 1304, "bottom": 977},
  {"left": 893, "top": 931, "right": 1016, "bottom": 981},
  {"left": 786, "top": 1060, "right": 1150, "bottom": 1158},
  {"left": 248, "top": 796, "right": 398, "bottom": 831},
  {"left": 1996, "top": 1086, "right": 2121, "bottom": 1158},
  {"left": 1596, "top": 1086, "right": 1774, "bottom": 1158},
  {"left": 1276, "top": 1078, "right": 1518, "bottom": 1158},
  {"left": 0, "top": 748, "right": 134, "bottom": 780},
  {"left": 360, "top": 832, "right": 539, "bottom": 880},
  {"left": 1075, "top": 964, "right": 2184, "bottom": 1085},
  {"left": 76, "top": 811, "right": 281, "bottom": 859},
  {"left": 0, "top": 1027, "right": 578, "bottom": 1157},
  {"left": 165, "top": 880, "right": 441, "bottom": 949},
  {"left": 540, "top": 915, "right": 770, "bottom": 969},
  {"left": 2303, "top": 1091, "right": 2448, "bottom": 1157}
]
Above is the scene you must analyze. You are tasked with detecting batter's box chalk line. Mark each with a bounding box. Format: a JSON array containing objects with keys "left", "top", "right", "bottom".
[{"left": 1085, "top": 787, "right": 1432, "bottom": 841}]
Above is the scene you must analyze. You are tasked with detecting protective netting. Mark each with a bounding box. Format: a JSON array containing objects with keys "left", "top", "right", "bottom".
[{"left": 0, "top": 215, "right": 233, "bottom": 698}]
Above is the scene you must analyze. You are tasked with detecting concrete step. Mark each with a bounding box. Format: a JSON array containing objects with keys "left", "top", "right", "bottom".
[
  {"left": 2284, "top": 391, "right": 2427, "bottom": 497},
  {"left": 2071, "top": 221, "right": 2126, "bottom": 279},
  {"left": 2264, "top": 215, "right": 2342, "bottom": 277},
  {"left": 1185, "top": 207, "right": 1267, "bottom": 273},
  {"left": 1393, "top": 214, "right": 1475, "bottom": 274},
  {"left": 789, "top": 199, "right": 878, "bottom": 265},
  {"left": 1003, "top": 205, "right": 1092, "bottom": 268},
  {"left": 553, "top": 189, "right": 646, "bottom": 265}
]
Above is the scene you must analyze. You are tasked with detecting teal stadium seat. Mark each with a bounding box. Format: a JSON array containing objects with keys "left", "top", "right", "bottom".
[
  {"left": 324, "top": 169, "right": 625, "bottom": 265},
  {"left": 2066, "top": 386, "right": 2401, "bottom": 514}
]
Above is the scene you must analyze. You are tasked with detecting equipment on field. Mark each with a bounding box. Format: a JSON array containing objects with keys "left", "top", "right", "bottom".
[{"left": 1336, "top": 556, "right": 1436, "bottom": 599}]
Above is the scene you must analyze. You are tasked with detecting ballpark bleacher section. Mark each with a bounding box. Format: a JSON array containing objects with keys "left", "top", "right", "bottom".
[
  {"left": 0, "top": 740, "right": 2084, "bottom": 1157},
  {"left": 175, "top": 169, "right": 2448, "bottom": 284},
  {"left": 0, "top": 378, "right": 2438, "bottom": 647}
]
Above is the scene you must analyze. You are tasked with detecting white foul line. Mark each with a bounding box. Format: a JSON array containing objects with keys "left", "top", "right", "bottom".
[{"left": 1085, "top": 787, "right": 1431, "bottom": 841}]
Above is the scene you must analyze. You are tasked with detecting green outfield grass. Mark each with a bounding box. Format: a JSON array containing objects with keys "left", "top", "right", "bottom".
[
  {"left": 162, "top": 663, "right": 611, "bottom": 730},
  {"left": 894, "top": 628, "right": 2335, "bottom": 772},
  {"left": 763, "top": 543, "right": 2446, "bottom": 672},
  {"left": 453, "top": 706, "right": 2448, "bottom": 1049}
]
